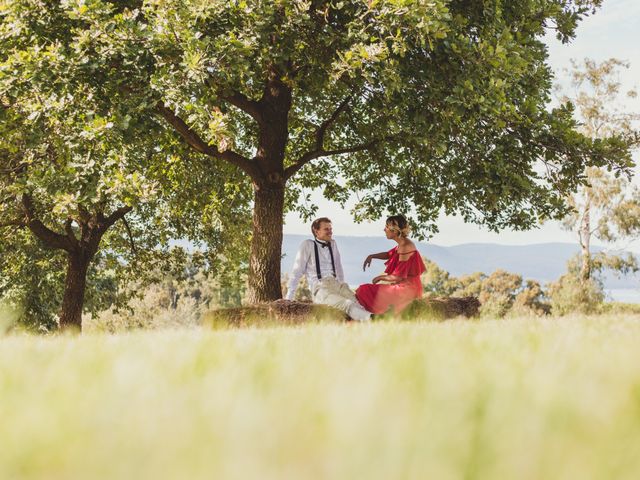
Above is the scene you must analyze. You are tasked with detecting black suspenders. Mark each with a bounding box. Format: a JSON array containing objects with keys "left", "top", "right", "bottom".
[{"left": 313, "top": 240, "right": 336, "bottom": 280}]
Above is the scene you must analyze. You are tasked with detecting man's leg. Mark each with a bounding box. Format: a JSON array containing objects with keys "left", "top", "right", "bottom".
[
  {"left": 337, "top": 281, "right": 357, "bottom": 300},
  {"left": 336, "top": 281, "right": 371, "bottom": 321},
  {"left": 314, "top": 279, "right": 371, "bottom": 322},
  {"left": 345, "top": 301, "right": 371, "bottom": 322}
]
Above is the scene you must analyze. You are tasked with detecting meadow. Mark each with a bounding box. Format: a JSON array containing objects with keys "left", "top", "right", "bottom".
[{"left": 2, "top": 315, "right": 640, "bottom": 480}]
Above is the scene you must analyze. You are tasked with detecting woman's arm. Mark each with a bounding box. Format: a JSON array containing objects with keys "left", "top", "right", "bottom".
[
  {"left": 372, "top": 274, "right": 405, "bottom": 284},
  {"left": 363, "top": 251, "right": 390, "bottom": 271}
]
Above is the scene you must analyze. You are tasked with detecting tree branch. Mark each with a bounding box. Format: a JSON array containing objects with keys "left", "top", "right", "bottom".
[
  {"left": 156, "top": 101, "right": 217, "bottom": 155},
  {"left": 283, "top": 92, "right": 366, "bottom": 180},
  {"left": 220, "top": 91, "right": 263, "bottom": 123},
  {"left": 77, "top": 204, "right": 92, "bottom": 242},
  {"left": 284, "top": 138, "right": 382, "bottom": 180},
  {"left": 0, "top": 162, "right": 27, "bottom": 175},
  {"left": 155, "top": 101, "right": 261, "bottom": 179},
  {"left": 21, "top": 194, "right": 72, "bottom": 251},
  {"left": 0, "top": 218, "right": 26, "bottom": 228},
  {"left": 315, "top": 94, "right": 354, "bottom": 149},
  {"left": 102, "top": 205, "right": 133, "bottom": 232},
  {"left": 77, "top": 204, "right": 91, "bottom": 224},
  {"left": 203, "top": 75, "right": 263, "bottom": 122},
  {"left": 122, "top": 216, "right": 137, "bottom": 257},
  {"left": 64, "top": 218, "right": 80, "bottom": 249}
]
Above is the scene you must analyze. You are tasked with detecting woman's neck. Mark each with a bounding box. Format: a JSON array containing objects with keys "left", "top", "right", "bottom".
[{"left": 395, "top": 237, "right": 409, "bottom": 247}]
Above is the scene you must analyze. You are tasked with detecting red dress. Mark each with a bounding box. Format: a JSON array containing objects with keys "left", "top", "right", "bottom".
[{"left": 356, "top": 247, "right": 426, "bottom": 314}]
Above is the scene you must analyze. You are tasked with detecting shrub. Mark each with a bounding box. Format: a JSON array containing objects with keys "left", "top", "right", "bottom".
[
  {"left": 87, "top": 263, "right": 246, "bottom": 332},
  {"left": 547, "top": 272, "right": 605, "bottom": 316},
  {"left": 281, "top": 274, "right": 312, "bottom": 302},
  {"left": 423, "top": 265, "right": 549, "bottom": 319}
]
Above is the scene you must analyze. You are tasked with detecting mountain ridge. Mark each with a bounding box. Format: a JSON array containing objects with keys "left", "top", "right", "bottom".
[{"left": 281, "top": 235, "right": 639, "bottom": 289}]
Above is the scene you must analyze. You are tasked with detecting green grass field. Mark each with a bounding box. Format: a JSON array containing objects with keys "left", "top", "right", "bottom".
[{"left": 2, "top": 315, "right": 640, "bottom": 480}]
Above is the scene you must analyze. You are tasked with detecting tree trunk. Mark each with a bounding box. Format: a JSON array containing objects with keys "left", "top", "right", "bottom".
[
  {"left": 243, "top": 70, "right": 291, "bottom": 303},
  {"left": 580, "top": 199, "right": 591, "bottom": 282},
  {"left": 247, "top": 184, "right": 285, "bottom": 303},
  {"left": 59, "top": 252, "right": 90, "bottom": 331}
]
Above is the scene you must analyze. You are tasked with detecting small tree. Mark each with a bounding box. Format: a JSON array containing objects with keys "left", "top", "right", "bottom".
[
  {"left": 0, "top": 9, "right": 165, "bottom": 330},
  {"left": 512, "top": 280, "right": 549, "bottom": 317},
  {"left": 422, "top": 261, "right": 547, "bottom": 317},
  {"left": 0, "top": 1, "right": 255, "bottom": 331},
  {"left": 463, "top": 270, "right": 547, "bottom": 318},
  {"left": 0, "top": 117, "right": 156, "bottom": 330},
  {"left": 558, "top": 58, "right": 640, "bottom": 282},
  {"left": 547, "top": 254, "right": 608, "bottom": 315},
  {"left": 421, "top": 258, "right": 459, "bottom": 297}
]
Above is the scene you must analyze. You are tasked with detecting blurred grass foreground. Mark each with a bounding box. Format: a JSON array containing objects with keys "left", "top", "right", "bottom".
[{"left": 2, "top": 316, "right": 640, "bottom": 479}]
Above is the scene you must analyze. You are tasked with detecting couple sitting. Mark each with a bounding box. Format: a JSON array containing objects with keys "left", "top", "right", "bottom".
[{"left": 285, "top": 215, "right": 426, "bottom": 321}]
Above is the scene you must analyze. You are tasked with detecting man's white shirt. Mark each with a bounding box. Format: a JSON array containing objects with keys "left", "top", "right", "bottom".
[{"left": 285, "top": 239, "right": 345, "bottom": 300}]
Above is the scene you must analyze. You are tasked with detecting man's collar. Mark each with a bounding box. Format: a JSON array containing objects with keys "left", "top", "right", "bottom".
[{"left": 314, "top": 238, "right": 331, "bottom": 248}]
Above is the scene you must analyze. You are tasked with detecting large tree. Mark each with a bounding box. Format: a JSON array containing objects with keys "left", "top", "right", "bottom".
[
  {"left": 558, "top": 58, "right": 640, "bottom": 282},
  {"left": 4, "top": 0, "right": 632, "bottom": 303}
]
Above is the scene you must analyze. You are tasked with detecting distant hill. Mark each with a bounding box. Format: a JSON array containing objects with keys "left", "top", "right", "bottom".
[{"left": 282, "top": 235, "right": 640, "bottom": 289}]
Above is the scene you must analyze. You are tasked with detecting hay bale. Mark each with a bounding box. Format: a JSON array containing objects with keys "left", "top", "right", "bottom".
[
  {"left": 203, "top": 296, "right": 480, "bottom": 328},
  {"left": 202, "top": 300, "right": 347, "bottom": 328},
  {"left": 399, "top": 296, "right": 480, "bottom": 321}
]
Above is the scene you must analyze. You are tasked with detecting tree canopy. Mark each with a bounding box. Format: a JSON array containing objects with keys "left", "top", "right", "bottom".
[{"left": 1, "top": 0, "right": 634, "bottom": 307}]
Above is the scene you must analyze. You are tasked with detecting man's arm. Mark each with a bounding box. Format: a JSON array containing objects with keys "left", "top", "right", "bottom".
[
  {"left": 333, "top": 240, "right": 345, "bottom": 282},
  {"left": 285, "top": 241, "right": 310, "bottom": 300}
]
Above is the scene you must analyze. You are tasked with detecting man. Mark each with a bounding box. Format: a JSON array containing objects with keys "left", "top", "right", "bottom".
[{"left": 285, "top": 217, "right": 371, "bottom": 321}]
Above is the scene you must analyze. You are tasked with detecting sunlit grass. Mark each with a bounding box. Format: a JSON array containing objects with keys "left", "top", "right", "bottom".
[
  {"left": 2, "top": 315, "right": 640, "bottom": 479},
  {"left": 0, "top": 302, "right": 19, "bottom": 335}
]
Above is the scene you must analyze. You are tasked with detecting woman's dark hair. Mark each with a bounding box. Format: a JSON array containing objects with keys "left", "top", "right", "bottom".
[
  {"left": 311, "top": 217, "right": 332, "bottom": 236},
  {"left": 386, "top": 215, "right": 410, "bottom": 237}
]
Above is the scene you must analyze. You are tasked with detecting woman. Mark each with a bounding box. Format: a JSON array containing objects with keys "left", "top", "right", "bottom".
[{"left": 356, "top": 215, "right": 426, "bottom": 315}]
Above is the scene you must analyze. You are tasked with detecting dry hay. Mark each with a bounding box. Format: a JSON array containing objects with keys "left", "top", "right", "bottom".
[
  {"left": 203, "top": 296, "right": 480, "bottom": 328},
  {"left": 202, "top": 300, "right": 347, "bottom": 328},
  {"left": 399, "top": 296, "right": 481, "bottom": 321}
]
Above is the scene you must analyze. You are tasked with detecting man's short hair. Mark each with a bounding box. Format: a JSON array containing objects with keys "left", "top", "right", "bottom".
[{"left": 311, "top": 217, "right": 332, "bottom": 236}]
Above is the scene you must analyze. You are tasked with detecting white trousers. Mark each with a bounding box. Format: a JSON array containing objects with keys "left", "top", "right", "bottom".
[{"left": 313, "top": 277, "right": 371, "bottom": 322}]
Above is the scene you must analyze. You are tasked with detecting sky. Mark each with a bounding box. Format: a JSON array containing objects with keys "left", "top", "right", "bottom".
[{"left": 283, "top": 0, "right": 640, "bottom": 246}]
